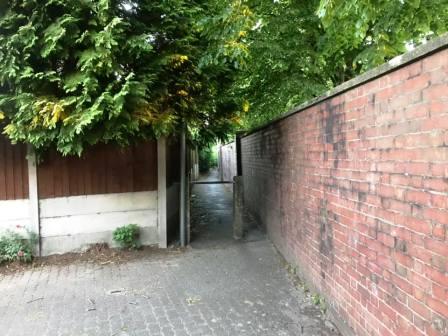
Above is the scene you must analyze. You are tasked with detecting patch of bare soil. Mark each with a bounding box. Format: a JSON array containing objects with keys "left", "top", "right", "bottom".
[{"left": 0, "top": 244, "right": 185, "bottom": 276}]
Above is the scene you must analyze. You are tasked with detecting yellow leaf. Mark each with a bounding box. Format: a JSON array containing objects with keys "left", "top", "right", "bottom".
[
  {"left": 31, "top": 116, "right": 40, "bottom": 128},
  {"left": 242, "top": 100, "right": 250, "bottom": 113},
  {"left": 33, "top": 98, "right": 65, "bottom": 128},
  {"left": 170, "top": 54, "right": 189, "bottom": 68},
  {"left": 0, "top": 111, "right": 4, "bottom": 120},
  {"left": 177, "top": 90, "right": 189, "bottom": 97},
  {"left": 3, "top": 124, "right": 16, "bottom": 134},
  {"left": 51, "top": 104, "right": 63, "bottom": 124},
  {"left": 231, "top": 116, "right": 242, "bottom": 125}
]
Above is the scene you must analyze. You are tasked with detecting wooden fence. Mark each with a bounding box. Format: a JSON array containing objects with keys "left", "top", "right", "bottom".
[
  {"left": 0, "top": 136, "right": 157, "bottom": 200},
  {"left": 0, "top": 136, "right": 29, "bottom": 200},
  {"left": 37, "top": 142, "right": 157, "bottom": 199}
]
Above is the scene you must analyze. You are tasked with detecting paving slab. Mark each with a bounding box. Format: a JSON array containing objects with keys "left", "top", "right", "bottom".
[
  {"left": 0, "top": 170, "right": 340, "bottom": 336},
  {"left": 0, "top": 239, "right": 340, "bottom": 336}
]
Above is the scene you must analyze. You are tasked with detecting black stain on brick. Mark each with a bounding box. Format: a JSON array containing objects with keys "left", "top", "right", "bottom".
[
  {"left": 332, "top": 213, "right": 338, "bottom": 222},
  {"left": 333, "top": 158, "right": 339, "bottom": 168},
  {"left": 369, "top": 93, "right": 376, "bottom": 106},
  {"left": 358, "top": 128, "right": 366, "bottom": 140},
  {"left": 304, "top": 208, "right": 310, "bottom": 220},
  {"left": 324, "top": 104, "right": 336, "bottom": 144},
  {"left": 358, "top": 192, "right": 367, "bottom": 210},
  {"left": 411, "top": 203, "right": 423, "bottom": 217},
  {"left": 333, "top": 140, "right": 345, "bottom": 152},
  {"left": 432, "top": 316, "right": 448, "bottom": 335},
  {"left": 358, "top": 192, "right": 367, "bottom": 202},
  {"left": 394, "top": 238, "right": 407, "bottom": 253},
  {"left": 320, "top": 270, "right": 326, "bottom": 279},
  {"left": 259, "top": 125, "right": 285, "bottom": 168},
  {"left": 321, "top": 101, "right": 347, "bottom": 170},
  {"left": 370, "top": 273, "right": 379, "bottom": 284},
  {"left": 319, "top": 199, "right": 334, "bottom": 265}
]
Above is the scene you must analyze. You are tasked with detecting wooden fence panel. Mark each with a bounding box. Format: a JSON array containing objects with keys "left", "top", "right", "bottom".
[
  {"left": 37, "top": 141, "right": 157, "bottom": 199},
  {"left": 0, "top": 136, "right": 29, "bottom": 200}
]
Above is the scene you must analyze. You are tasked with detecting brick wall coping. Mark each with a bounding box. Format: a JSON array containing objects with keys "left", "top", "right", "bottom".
[{"left": 242, "top": 33, "right": 448, "bottom": 138}]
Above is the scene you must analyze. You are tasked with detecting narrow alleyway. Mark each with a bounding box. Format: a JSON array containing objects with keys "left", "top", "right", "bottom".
[
  {"left": 0, "top": 170, "right": 341, "bottom": 336},
  {"left": 190, "top": 169, "right": 234, "bottom": 249}
]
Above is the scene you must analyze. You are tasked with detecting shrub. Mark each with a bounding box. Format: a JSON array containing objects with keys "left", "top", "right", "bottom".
[
  {"left": 0, "top": 230, "right": 37, "bottom": 264},
  {"left": 113, "top": 224, "right": 140, "bottom": 250}
]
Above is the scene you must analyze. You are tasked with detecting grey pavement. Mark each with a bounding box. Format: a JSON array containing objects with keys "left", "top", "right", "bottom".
[
  {"left": 0, "top": 170, "right": 340, "bottom": 336},
  {"left": 190, "top": 170, "right": 235, "bottom": 249}
]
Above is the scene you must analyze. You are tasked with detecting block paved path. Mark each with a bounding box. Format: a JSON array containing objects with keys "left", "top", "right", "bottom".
[{"left": 0, "top": 171, "right": 340, "bottom": 336}]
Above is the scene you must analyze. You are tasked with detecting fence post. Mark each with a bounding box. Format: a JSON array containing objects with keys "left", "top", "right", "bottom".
[
  {"left": 157, "top": 137, "right": 167, "bottom": 248},
  {"left": 27, "top": 146, "right": 41, "bottom": 256},
  {"left": 179, "top": 123, "right": 187, "bottom": 247}
]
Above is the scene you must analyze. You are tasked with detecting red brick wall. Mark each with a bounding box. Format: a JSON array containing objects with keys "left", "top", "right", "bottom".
[{"left": 241, "top": 48, "right": 448, "bottom": 336}]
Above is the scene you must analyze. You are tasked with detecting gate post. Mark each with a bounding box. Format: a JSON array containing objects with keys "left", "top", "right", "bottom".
[
  {"left": 235, "top": 132, "right": 243, "bottom": 177},
  {"left": 233, "top": 176, "right": 244, "bottom": 240}
]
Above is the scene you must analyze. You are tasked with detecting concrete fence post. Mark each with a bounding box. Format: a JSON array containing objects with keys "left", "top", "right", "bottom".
[
  {"left": 180, "top": 123, "right": 187, "bottom": 247},
  {"left": 233, "top": 176, "right": 244, "bottom": 240},
  {"left": 157, "top": 137, "right": 167, "bottom": 248},
  {"left": 27, "top": 145, "right": 41, "bottom": 256}
]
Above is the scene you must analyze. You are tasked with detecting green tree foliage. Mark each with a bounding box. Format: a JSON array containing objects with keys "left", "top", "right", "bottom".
[
  {"left": 0, "top": 0, "right": 253, "bottom": 155},
  {"left": 318, "top": 0, "right": 448, "bottom": 73},
  {"left": 238, "top": 0, "right": 448, "bottom": 129},
  {"left": 236, "top": 0, "right": 331, "bottom": 129},
  {"left": 2, "top": 1, "right": 446, "bottom": 147}
]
